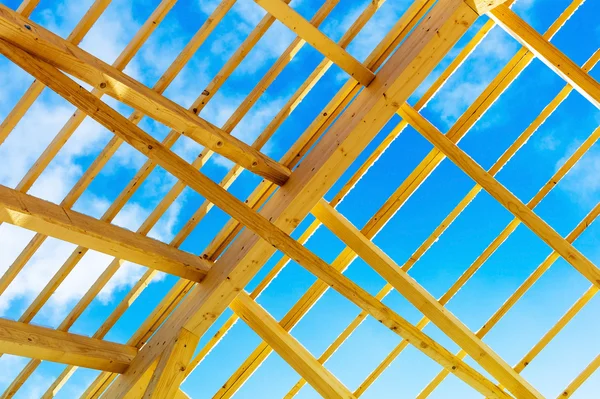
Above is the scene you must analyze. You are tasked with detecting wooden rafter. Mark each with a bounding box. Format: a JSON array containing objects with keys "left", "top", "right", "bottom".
[
  {"left": 0, "top": 185, "right": 211, "bottom": 281},
  {"left": 399, "top": 103, "right": 600, "bottom": 289},
  {"left": 0, "top": 318, "right": 136, "bottom": 373},
  {"left": 0, "top": 0, "right": 597, "bottom": 397},
  {"left": 489, "top": 4, "right": 600, "bottom": 109},
  {"left": 102, "top": 1, "right": 483, "bottom": 397},
  {"left": 252, "top": 0, "right": 375, "bottom": 86},
  {"left": 230, "top": 292, "right": 355, "bottom": 399},
  {"left": 312, "top": 199, "right": 541, "bottom": 399},
  {"left": 0, "top": 4, "right": 290, "bottom": 185}
]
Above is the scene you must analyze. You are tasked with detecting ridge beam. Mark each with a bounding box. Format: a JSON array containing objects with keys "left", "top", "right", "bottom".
[
  {"left": 0, "top": 185, "right": 211, "bottom": 282},
  {"left": 0, "top": 318, "right": 137, "bottom": 373},
  {"left": 253, "top": 0, "right": 375, "bottom": 86},
  {"left": 399, "top": 103, "right": 600, "bottom": 290},
  {"left": 231, "top": 292, "right": 355, "bottom": 399},
  {"left": 489, "top": 4, "right": 600, "bottom": 109},
  {"left": 0, "top": 4, "right": 291, "bottom": 185}
]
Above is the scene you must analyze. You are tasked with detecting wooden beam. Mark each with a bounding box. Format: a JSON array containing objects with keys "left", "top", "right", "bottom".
[
  {"left": 99, "top": 1, "right": 484, "bottom": 396},
  {"left": 0, "top": 184, "right": 211, "bottom": 282},
  {"left": 230, "top": 292, "right": 355, "bottom": 399},
  {"left": 0, "top": 318, "right": 137, "bottom": 373},
  {"left": 464, "top": 0, "right": 508, "bottom": 14},
  {"left": 2, "top": 33, "right": 512, "bottom": 399},
  {"left": 143, "top": 328, "right": 198, "bottom": 399},
  {"left": 0, "top": 4, "right": 290, "bottom": 185},
  {"left": 253, "top": 0, "right": 375, "bottom": 86},
  {"left": 489, "top": 4, "right": 600, "bottom": 109},
  {"left": 560, "top": 351, "right": 600, "bottom": 398},
  {"left": 312, "top": 199, "right": 542, "bottom": 399},
  {"left": 398, "top": 103, "right": 600, "bottom": 289}
]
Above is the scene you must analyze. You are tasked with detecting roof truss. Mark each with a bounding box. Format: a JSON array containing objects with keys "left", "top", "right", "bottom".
[{"left": 0, "top": 0, "right": 598, "bottom": 398}]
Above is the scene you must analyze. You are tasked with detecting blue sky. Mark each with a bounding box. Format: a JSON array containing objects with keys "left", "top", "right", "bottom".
[{"left": 0, "top": 0, "right": 599, "bottom": 398}]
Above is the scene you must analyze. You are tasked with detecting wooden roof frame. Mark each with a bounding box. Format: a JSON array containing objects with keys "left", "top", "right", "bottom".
[{"left": 0, "top": 0, "right": 598, "bottom": 398}]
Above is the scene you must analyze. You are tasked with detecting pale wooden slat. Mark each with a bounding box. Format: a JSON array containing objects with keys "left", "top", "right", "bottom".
[
  {"left": 312, "top": 199, "right": 542, "bottom": 399},
  {"left": 0, "top": 184, "right": 211, "bottom": 281},
  {"left": 560, "top": 351, "right": 600, "bottom": 398},
  {"left": 253, "top": 0, "right": 374, "bottom": 86},
  {"left": 0, "top": 318, "right": 137, "bottom": 373},
  {"left": 399, "top": 103, "right": 600, "bottom": 289},
  {"left": 230, "top": 292, "right": 355, "bottom": 399},
  {"left": 490, "top": 4, "right": 600, "bottom": 109},
  {"left": 0, "top": 4, "right": 291, "bottom": 185}
]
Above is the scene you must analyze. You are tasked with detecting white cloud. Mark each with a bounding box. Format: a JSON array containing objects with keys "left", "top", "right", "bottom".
[
  {"left": 557, "top": 144, "right": 600, "bottom": 205},
  {"left": 0, "top": 0, "right": 190, "bottom": 325},
  {"left": 536, "top": 132, "right": 561, "bottom": 151},
  {"left": 428, "top": 26, "right": 518, "bottom": 125}
]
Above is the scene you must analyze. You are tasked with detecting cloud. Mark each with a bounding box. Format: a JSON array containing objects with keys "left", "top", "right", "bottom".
[
  {"left": 0, "top": 0, "right": 188, "bottom": 324},
  {"left": 427, "top": 26, "right": 518, "bottom": 126},
  {"left": 556, "top": 143, "right": 600, "bottom": 205},
  {"left": 536, "top": 132, "right": 561, "bottom": 151}
]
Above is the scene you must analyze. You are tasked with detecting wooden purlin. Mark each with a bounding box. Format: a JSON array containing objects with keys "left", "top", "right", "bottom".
[
  {"left": 18, "top": 0, "right": 351, "bottom": 396},
  {"left": 78, "top": 1, "right": 435, "bottom": 396},
  {"left": 212, "top": 1, "right": 583, "bottom": 396},
  {"left": 401, "top": 104, "right": 600, "bottom": 288},
  {"left": 561, "top": 347, "right": 600, "bottom": 398},
  {"left": 490, "top": 4, "right": 600, "bottom": 109},
  {"left": 0, "top": 0, "right": 238, "bottom": 397},
  {"left": 0, "top": 4, "right": 291, "bottom": 186},
  {"left": 0, "top": 185, "right": 211, "bottom": 281},
  {"left": 252, "top": 0, "right": 375, "bottom": 86},
  {"left": 0, "top": 1, "right": 598, "bottom": 397},
  {"left": 230, "top": 292, "right": 356, "bottom": 399},
  {"left": 100, "top": 1, "right": 491, "bottom": 397},
  {"left": 0, "top": 318, "right": 137, "bottom": 373}
]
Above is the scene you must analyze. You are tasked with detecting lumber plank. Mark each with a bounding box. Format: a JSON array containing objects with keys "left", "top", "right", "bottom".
[
  {"left": 253, "top": 0, "right": 374, "bottom": 86},
  {"left": 231, "top": 292, "right": 355, "bottom": 399},
  {"left": 489, "top": 4, "right": 600, "bottom": 109},
  {"left": 398, "top": 103, "right": 600, "bottom": 290},
  {"left": 0, "top": 185, "right": 211, "bottom": 281},
  {"left": 0, "top": 318, "right": 137, "bottom": 373},
  {"left": 312, "top": 199, "right": 542, "bottom": 399},
  {"left": 0, "top": 4, "right": 290, "bottom": 185}
]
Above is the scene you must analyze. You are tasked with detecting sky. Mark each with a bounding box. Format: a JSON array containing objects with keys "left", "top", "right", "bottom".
[{"left": 0, "top": 0, "right": 599, "bottom": 398}]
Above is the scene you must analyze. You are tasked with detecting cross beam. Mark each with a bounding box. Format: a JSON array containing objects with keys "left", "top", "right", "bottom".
[
  {"left": 0, "top": 185, "right": 211, "bottom": 281},
  {"left": 0, "top": 318, "right": 137, "bottom": 373},
  {"left": 0, "top": 4, "right": 291, "bottom": 185}
]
